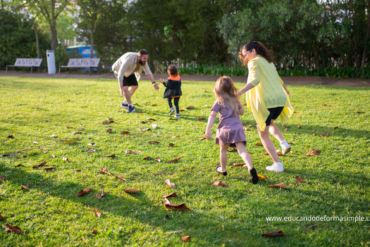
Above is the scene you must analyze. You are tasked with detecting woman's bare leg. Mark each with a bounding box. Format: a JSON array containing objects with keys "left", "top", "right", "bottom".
[{"left": 257, "top": 125, "right": 281, "bottom": 163}]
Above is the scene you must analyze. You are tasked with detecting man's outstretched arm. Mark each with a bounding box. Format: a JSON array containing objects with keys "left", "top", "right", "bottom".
[{"left": 147, "top": 74, "right": 159, "bottom": 91}]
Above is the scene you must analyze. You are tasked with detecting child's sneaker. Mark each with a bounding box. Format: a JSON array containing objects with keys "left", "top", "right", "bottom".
[
  {"left": 266, "top": 162, "right": 284, "bottom": 173},
  {"left": 249, "top": 167, "right": 258, "bottom": 184},
  {"left": 175, "top": 113, "right": 181, "bottom": 118},
  {"left": 169, "top": 108, "right": 175, "bottom": 115},
  {"left": 280, "top": 140, "right": 291, "bottom": 155}
]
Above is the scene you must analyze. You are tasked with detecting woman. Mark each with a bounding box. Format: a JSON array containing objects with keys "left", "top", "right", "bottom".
[{"left": 237, "top": 41, "right": 294, "bottom": 173}]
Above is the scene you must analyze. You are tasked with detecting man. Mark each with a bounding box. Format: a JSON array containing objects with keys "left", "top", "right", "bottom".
[{"left": 112, "top": 49, "right": 159, "bottom": 113}]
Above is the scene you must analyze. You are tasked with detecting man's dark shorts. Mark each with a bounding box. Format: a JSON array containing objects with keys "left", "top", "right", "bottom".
[
  {"left": 265, "top": 107, "right": 284, "bottom": 126},
  {"left": 122, "top": 74, "right": 138, "bottom": 87}
]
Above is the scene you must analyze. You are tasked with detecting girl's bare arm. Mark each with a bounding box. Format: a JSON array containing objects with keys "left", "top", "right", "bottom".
[{"left": 204, "top": 111, "right": 217, "bottom": 139}]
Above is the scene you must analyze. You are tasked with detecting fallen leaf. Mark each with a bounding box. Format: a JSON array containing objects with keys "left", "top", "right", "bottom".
[
  {"left": 92, "top": 229, "right": 98, "bottom": 234},
  {"left": 165, "top": 179, "right": 175, "bottom": 188},
  {"left": 126, "top": 150, "right": 142, "bottom": 155},
  {"left": 296, "top": 176, "right": 306, "bottom": 183},
  {"left": 322, "top": 104, "right": 331, "bottom": 107},
  {"left": 320, "top": 133, "right": 330, "bottom": 137},
  {"left": 144, "top": 156, "right": 150, "bottom": 160},
  {"left": 267, "top": 183, "right": 290, "bottom": 190},
  {"left": 76, "top": 170, "right": 82, "bottom": 172},
  {"left": 163, "top": 198, "right": 191, "bottom": 211},
  {"left": 77, "top": 187, "right": 92, "bottom": 197},
  {"left": 120, "top": 131, "right": 129, "bottom": 134},
  {"left": 93, "top": 209, "right": 101, "bottom": 217},
  {"left": 63, "top": 139, "right": 77, "bottom": 144},
  {"left": 79, "top": 128, "right": 85, "bottom": 131},
  {"left": 5, "top": 223, "right": 22, "bottom": 234},
  {"left": 355, "top": 111, "right": 365, "bottom": 114},
  {"left": 255, "top": 142, "right": 263, "bottom": 146},
  {"left": 212, "top": 181, "right": 229, "bottom": 187},
  {"left": 138, "top": 128, "right": 150, "bottom": 131},
  {"left": 312, "top": 134, "right": 317, "bottom": 136},
  {"left": 262, "top": 231, "right": 285, "bottom": 237},
  {"left": 50, "top": 134, "right": 58, "bottom": 138},
  {"left": 172, "top": 135, "right": 180, "bottom": 138},
  {"left": 1, "top": 154, "right": 10, "bottom": 157},
  {"left": 334, "top": 126, "right": 338, "bottom": 129},
  {"left": 116, "top": 174, "right": 127, "bottom": 181},
  {"left": 51, "top": 153, "right": 55, "bottom": 158},
  {"left": 297, "top": 126, "right": 301, "bottom": 129},
  {"left": 180, "top": 109, "right": 185, "bottom": 112},
  {"left": 284, "top": 128, "right": 288, "bottom": 131},
  {"left": 99, "top": 168, "right": 110, "bottom": 174},
  {"left": 0, "top": 214, "right": 5, "bottom": 220},
  {"left": 33, "top": 161, "right": 46, "bottom": 168},
  {"left": 103, "top": 120, "right": 114, "bottom": 124},
  {"left": 87, "top": 148, "right": 95, "bottom": 153},
  {"left": 196, "top": 138, "right": 205, "bottom": 140},
  {"left": 165, "top": 215, "right": 170, "bottom": 219},
  {"left": 306, "top": 150, "right": 321, "bottom": 156},
  {"left": 106, "top": 129, "right": 112, "bottom": 133},
  {"left": 40, "top": 149, "right": 47, "bottom": 153},
  {"left": 163, "top": 192, "right": 178, "bottom": 198},
  {"left": 0, "top": 177, "right": 7, "bottom": 182},
  {"left": 124, "top": 188, "right": 140, "bottom": 194},
  {"left": 166, "top": 229, "right": 185, "bottom": 234},
  {"left": 100, "top": 188, "right": 105, "bottom": 198},
  {"left": 167, "top": 157, "right": 181, "bottom": 163},
  {"left": 140, "top": 121, "right": 147, "bottom": 124},
  {"left": 33, "top": 141, "right": 38, "bottom": 144},
  {"left": 197, "top": 117, "right": 205, "bottom": 121},
  {"left": 44, "top": 166, "right": 57, "bottom": 170},
  {"left": 104, "top": 154, "right": 116, "bottom": 158},
  {"left": 73, "top": 131, "right": 82, "bottom": 135},
  {"left": 276, "top": 150, "right": 284, "bottom": 156},
  {"left": 147, "top": 118, "right": 156, "bottom": 121},
  {"left": 62, "top": 157, "right": 68, "bottom": 162},
  {"left": 21, "top": 185, "right": 30, "bottom": 190},
  {"left": 151, "top": 124, "right": 157, "bottom": 129},
  {"left": 155, "top": 157, "right": 161, "bottom": 162},
  {"left": 169, "top": 143, "right": 175, "bottom": 147},
  {"left": 228, "top": 148, "right": 237, "bottom": 152},
  {"left": 15, "top": 163, "right": 23, "bottom": 167},
  {"left": 7, "top": 135, "right": 14, "bottom": 139},
  {"left": 182, "top": 236, "right": 191, "bottom": 242},
  {"left": 232, "top": 163, "right": 245, "bottom": 167},
  {"left": 148, "top": 141, "right": 159, "bottom": 144},
  {"left": 186, "top": 106, "right": 195, "bottom": 109},
  {"left": 67, "top": 126, "right": 73, "bottom": 129},
  {"left": 169, "top": 118, "right": 178, "bottom": 120}
]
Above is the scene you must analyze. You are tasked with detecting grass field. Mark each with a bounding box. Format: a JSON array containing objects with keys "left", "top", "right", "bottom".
[{"left": 0, "top": 76, "right": 369, "bottom": 246}]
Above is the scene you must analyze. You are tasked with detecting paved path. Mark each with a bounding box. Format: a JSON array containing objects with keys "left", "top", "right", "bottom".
[{"left": 1, "top": 70, "right": 369, "bottom": 87}]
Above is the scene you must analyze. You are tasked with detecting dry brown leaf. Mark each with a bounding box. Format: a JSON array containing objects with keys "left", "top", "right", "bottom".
[
  {"left": 7, "top": 135, "right": 14, "bottom": 138},
  {"left": 126, "top": 150, "right": 142, "bottom": 155},
  {"left": 186, "top": 106, "right": 195, "bottom": 109},
  {"left": 196, "top": 137, "right": 205, "bottom": 140},
  {"left": 276, "top": 150, "right": 284, "bottom": 156},
  {"left": 92, "top": 229, "right": 98, "bottom": 234},
  {"left": 101, "top": 188, "right": 106, "bottom": 198},
  {"left": 167, "top": 157, "right": 181, "bottom": 163},
  {"left": 297, "top": 126, "right": 301, "bottom": 129},
  {"left": 76, "top": 170, "right": 82, "bottom": 172},
  {"left": 334, "top": 126, "right": 338, "bottom": 129},
  {"left": 163, "top": 192, "right": 178, "bottom": 198},
  {"left": 197, "top": 117, "right": 206, "bottom": 121},
  {"left": 93, "top": 209, "right": 101, "bottom": 217},
  {"left": 169, "top": 118, "right": 178, "bottom": 120},
  {"left": 99, "top": 168, "right": 110, "bottom": 174},
  {"left": 284, "top": 128, "right": 288, "bottom": 131},
  {"left": 140, "top": 121, "right": 147, "bottom": 124},
  {"left": 232, "top": 163, "right": 245, "bottom": 167},
  {"left": 124, "top": 188, "right": 140, "bottom": 194},
  {"left": 262, "top": 231, "right": 285, "bottom": 237},
  {"left": 94, "top": 193, "right": 101, "bottom": 199},
  {"left": 148, "top": 141, "right": 159, "bottom": 144},
  {"left": 355, "top": 111, "right": 365, "bottom": 114},
  {"left": 103, "top": 120, "right": 114, "bottom": 124},
  {"left": 255, "top": 142, "right": 263, "bottom": 146},
  {"left": 116, "top": 174, "right": 127, "bottom": 181},
  {"left": 21, "top": 185, "right": 30, "bottom": 190},
  {"left": 67, "top": 126, "right": 73, "bottom": 129},
  {"left": 138, "top": 128, "right": 150, "bottom": 131},
  {"left": 87, "top": 148, "right": 95, "bottom": 153},
  {"left": 182, "top": 236, "right": 191, "bottom": 242},
  {"left": 104, "top": 154, "right": 116, "bottom": 158},
  {"left": 320, "top": 133, "right": 330, "bottom": 137},
  {"left": 228, "top": 148, "right": 237, "bottom": 152},
  {"left": 172, "top": 135, "right": 180, "bottom": 138},
  {"left": 15, "top": 163, "right": 23, "bottom": 167},
  {"left": 2, "top": 153, "right": 10, "bottom": 157},
  {"left": 73, "top": 131, "right": 82, "bottom": 135},
  {"left": 5, "top": 223, "right": 22, "bottom": 234},
  {"left": 62, "top": 157, "right": 68, "bottom": 162},
  {"left": 322, "top": 104, "right": 331, "bottom": 107},
  {"left": 163, "top": 198, "right": 191, "bottom": 211},
  {"left": 147, "top": 118, "right": 156, "bottom": 121},
  {"left": 0, "top": 214, "right": 5, "bottom": 221},
  {"left": 306, "top": 150, "right": 321, "bottom": 156},
  {"left": 165, "top": 179, "right": 175, "bottom": 188},
  {"left": 212, "top": 181, "right": 229, "bottom": 187},
  {"left": 120, "top": 131, "right": 129, "bottom": 134},
  {"left": 50, "top": 134, "right": 58, "bottom": 138},
  {"left": 40, "top": 149, "right": 47, "bottom": 153},
  {"left": 106, "top": 129, "right": 112, "bottom": 133},
  {"left": 168, "top": 143, "right": 175, "bottom": 147},
  {"left": 267, "top": 183, "right": 290, "bottom": 190},
  {"left": 180, "top": 109, "right": 185, "bottom": 111},
  {"left": 33, "top": 161, "right": 46, "bottom": 168},
  {"left": 44, "top": 166, "right": 57, "bottom": 170},
  {"left": 312, "top": 134, "right": 317, "bottom": 136},
  {"left": 51, "top": 153, "right": 55, "bottom": 158},
  {"left": 296, "top": 176, "right": 306, "bottom": 183},
  {"left": 144, "top": 155, "right": 150, "bottom": 160},
  {"left": 77, "top": 187, "right": 92, "bottom": 197},
  {"left": 155, "top": 157, "right": 161, "bottom": 162}
]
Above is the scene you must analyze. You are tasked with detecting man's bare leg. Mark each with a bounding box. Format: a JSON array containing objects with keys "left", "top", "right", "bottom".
[{"left": 123, "top": 86, "right": 138, "bottom": 104}]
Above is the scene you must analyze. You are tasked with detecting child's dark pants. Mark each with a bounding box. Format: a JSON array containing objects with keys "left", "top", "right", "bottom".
[{"left": 167, "top": 97, "right": 180, "bottom": 113}]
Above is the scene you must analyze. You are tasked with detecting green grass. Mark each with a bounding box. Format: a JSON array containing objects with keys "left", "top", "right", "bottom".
[{"left": 0, "top": 76, "right": 370, "bottom": 246}]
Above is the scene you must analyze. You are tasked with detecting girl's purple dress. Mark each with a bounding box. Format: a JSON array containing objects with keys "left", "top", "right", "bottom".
[{"left": 211, "top": 100, "right": 246, "bottom": 147}]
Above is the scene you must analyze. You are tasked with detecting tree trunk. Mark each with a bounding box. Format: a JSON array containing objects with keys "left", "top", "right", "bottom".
[
  {"left": 50, "top": 0, "right": 57, "bottom": 50},
  {"left": 90, "top": 31, "right": 94, "bottom": 58},
  {"left": 35, "top": 28, "right": 40, "bottom": 58},
  {"left": 361, "top": 0, "right": 370, "bottom": 68}
]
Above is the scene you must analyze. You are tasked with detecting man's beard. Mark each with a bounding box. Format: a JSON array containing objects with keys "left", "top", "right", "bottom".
[{"left": 138, "top": 58, "right": 146, "bottom": 65}]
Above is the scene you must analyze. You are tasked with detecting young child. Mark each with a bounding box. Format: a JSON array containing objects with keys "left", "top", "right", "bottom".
[
  {"left": 159, "top": 65, "right": 182, "bottom": 118},
  {"left": 204, "top": 76, "right": 258, "bottom": 184}
]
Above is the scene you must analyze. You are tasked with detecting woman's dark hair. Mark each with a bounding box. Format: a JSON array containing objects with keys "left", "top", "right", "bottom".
[
  {"left": 168, "top": 64, "right": 178, "bottom": 76},
  {"left": 138, "top": 49, "right": 149, "bottom": 56},
  {"left": 239, "top": 41, "right": 274, "bottom": 66}
]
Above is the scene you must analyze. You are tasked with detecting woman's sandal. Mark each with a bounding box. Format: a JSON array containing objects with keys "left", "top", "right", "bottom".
[
  {"left": 249, "top": 168, "right": 258, "bottom": 184},
  {"left": 216, "top": 166, "right": 227, "bottom": 176}
]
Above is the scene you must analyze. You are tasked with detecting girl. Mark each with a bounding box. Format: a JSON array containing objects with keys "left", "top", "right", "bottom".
[
  {"left": 159, "top": 64, "right": 182, "bottom": 118},
  {"left": 204, "top": 76, "right": 258, "bottom": 184},
  {"left": 237, "top": 41, "right": 294, "bottom": 173}
]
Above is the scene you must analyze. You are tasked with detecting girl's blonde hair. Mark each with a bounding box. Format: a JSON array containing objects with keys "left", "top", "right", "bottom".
[{"left": 213, "top": 76, "right": 241, "bottom": 115}]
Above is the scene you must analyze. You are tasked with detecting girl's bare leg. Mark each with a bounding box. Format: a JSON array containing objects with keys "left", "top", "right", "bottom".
[
  {"left": 268, "top": 120, "right": 284, "bottom": 142},
  {"left": 235, "top": 142, "right": 254, "bottom": 171},
  {"left": 257, "top": 125, "right": 281, "bottom": 163},
  {"left": 219, "top": 144, "right": 230, "bottom": 172}
]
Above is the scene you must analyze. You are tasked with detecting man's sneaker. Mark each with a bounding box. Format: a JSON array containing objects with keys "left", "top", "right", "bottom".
[
  {"left": 126, "top": 105, "right": 135, "bottom": 113},
  {"left": 266, "top": 162, "right": 284, "bottom": 173},
  {"left": 121, "top": 102, "right": 129, "bottom": 108},
  {"left": 280, "top": 140, "right": 291, "bottom": 155},
  {"left": 169, "top": 108, "right": 175, "bottom": 115},
  {"left": 175, "top": 113, "right": 181, "bottom": 118}
]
